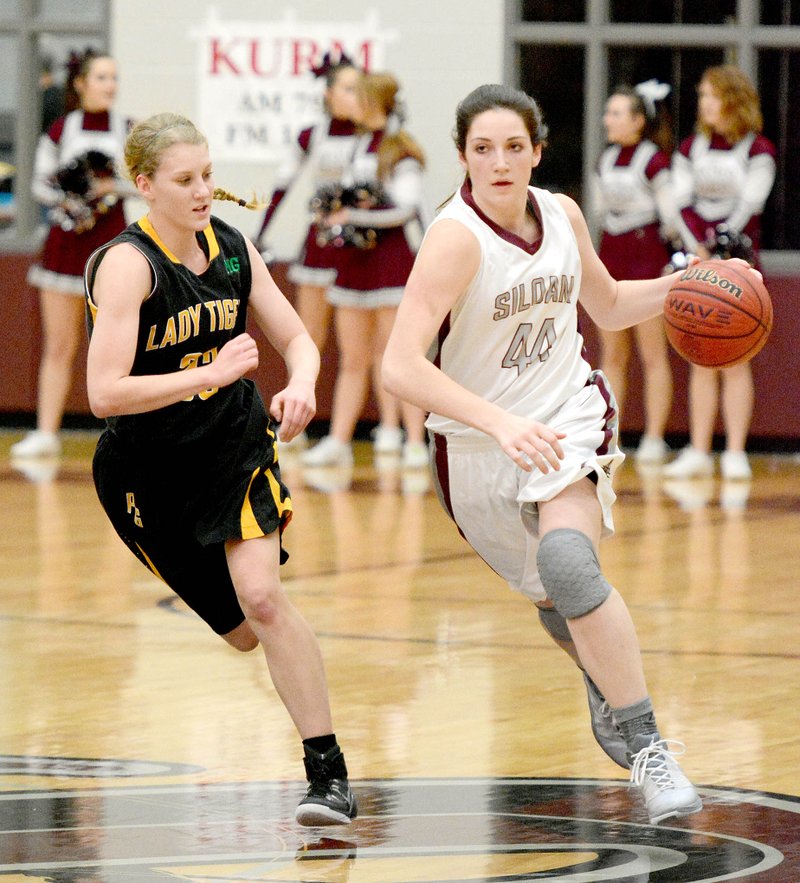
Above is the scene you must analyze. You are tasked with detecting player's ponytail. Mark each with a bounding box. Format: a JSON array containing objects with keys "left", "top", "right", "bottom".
[{"left": 212, "top": 188, "right": 264, "bottom": 211}]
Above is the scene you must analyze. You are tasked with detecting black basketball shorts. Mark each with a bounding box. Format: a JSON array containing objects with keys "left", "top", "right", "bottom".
[{"left": 92, "top": 430, "right": 292, "bottom": 636}]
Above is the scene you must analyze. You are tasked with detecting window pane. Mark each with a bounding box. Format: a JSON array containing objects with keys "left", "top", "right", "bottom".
[
  {"left": 608, "top": 46, "right": 674, "bottom": 94},
  {"left": 679, "top": 0, "right": 736, "bottom": 24},
  {"left": 521, "top": 0, "right": 585, "bottom": 23},
  {"left": 610, "top": 0, "right": 736, "bottom": 24},
  {"left": 610, "top": 1, "right": 676, "bottom": 24},
  {"left": 761, "top": 2, "right": 800, "bottom": 26},
  {"left": 759, "top": 50, "right": 800, "bottom": 249},
  {"left": 0, "top": 35, "right": 18, "bottom": 234},
  {"left": 519, "top": 45, "right": 584, "bottom": 200}
]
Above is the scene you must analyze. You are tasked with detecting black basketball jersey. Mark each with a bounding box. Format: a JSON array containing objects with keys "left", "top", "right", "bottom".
[{"left": 85, "top": 215, "right": 265, "bottom": 453}]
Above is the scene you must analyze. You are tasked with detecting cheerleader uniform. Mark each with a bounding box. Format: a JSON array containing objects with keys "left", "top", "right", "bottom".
[
  {"left": 595, "top": 139, "right": 678, "bottom": 280},
  {"left": 256, "top": 116, "right": 359, "bottom": 287},
  {"left": 327, "top": 129, "right": 423, "bottom": 309},
  {"left": 28, "top": 109, "right": 129, "bottom": 295},
  {"left": 672, "top": 131, "right": 776, "bottom": 265}
]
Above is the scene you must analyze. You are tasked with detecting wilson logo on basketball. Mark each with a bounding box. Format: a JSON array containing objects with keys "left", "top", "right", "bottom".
[{"left": 678, "top": 267, "right": 743, "bottom": 300}]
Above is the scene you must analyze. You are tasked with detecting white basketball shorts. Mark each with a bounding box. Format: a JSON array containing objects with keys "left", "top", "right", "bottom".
[{"left": 430, "top": 371, "right": 624, "bottom": 602}]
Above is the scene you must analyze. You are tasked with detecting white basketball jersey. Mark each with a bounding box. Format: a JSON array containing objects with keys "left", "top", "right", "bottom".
[{"left": 426, "top": 185, "right": 591, "bottom": 437}]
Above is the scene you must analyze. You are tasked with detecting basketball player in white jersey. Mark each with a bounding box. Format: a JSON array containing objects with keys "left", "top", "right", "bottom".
[{"left": 384, "top": 83, "right": 760, "bottom": 825}]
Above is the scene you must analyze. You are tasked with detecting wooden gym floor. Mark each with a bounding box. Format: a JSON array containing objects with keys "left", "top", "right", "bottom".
[{"left": 1, "top": 429, "right": 798, "bottom": 882}]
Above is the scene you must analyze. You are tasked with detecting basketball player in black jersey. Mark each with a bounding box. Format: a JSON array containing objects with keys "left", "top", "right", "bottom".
[{"left": 84, "top": 112, "right": 356, "bottom": 827}]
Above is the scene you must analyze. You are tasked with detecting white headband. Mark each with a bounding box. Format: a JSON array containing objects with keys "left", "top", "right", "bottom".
[{"left": 634, "top": 78, "right": 671, "bottom": 118}]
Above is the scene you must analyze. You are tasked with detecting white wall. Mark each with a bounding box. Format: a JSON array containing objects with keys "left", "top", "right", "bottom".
[{"left": 110, "top": 1, "right": 504, "bottom": 251}]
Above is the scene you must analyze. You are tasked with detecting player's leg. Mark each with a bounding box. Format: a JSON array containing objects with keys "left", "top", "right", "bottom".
[
  {"left": 536, "top": 600, "right": 629, "bottom": 769},
  {"left": 225, "top": 533, "right": 333, "bottom": 737},
  {"left": 220, "top": 620, "right": 259, "bottom": 651},
  {"left": 225, "top": 533, "right": 356, "bottom": 825},
  {"left": 537, "top": 478, "right": 701, "bottom": 823},
  {"left": 537, "top": 480, "right": 646, "bottom": 706},
  {"left": 436, "top": 415, "right": 627, "bottom": 766}
]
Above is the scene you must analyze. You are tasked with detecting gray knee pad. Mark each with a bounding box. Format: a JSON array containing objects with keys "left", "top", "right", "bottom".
[
  {"left": 537, "top": 606, "right": 572, "bottom": 643},
  {"left": 536, "top": 528, "right": 612, "bottom": 619}
]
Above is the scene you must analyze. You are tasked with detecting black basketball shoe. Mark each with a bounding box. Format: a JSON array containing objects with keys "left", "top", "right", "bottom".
[{"left": 295, "top": 744, "right": 358, "bottom": 826}]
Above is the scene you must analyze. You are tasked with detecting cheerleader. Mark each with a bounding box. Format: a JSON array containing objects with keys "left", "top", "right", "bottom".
[
  {"left": 664, "top": 65, "right": 776, "bottom": 481},
  {"left": 13, "top": 50, "right": 130, "bottom": 459},
  {"left": 593, "top": 80, "right": 679, "bottom": 464},
  {"left": 255, "top": 53, "right": 362, "bottom": 355},
  {"left": 302, "top": 72, "right": 429, "bottom": 469}
]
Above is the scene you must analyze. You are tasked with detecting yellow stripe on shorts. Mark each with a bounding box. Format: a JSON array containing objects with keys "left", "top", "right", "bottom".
[
  {"left": 135, "top": 542, "right": 167, "bottom": 582},
  {"left": 240, "top": 466, "right": 293, "bottom": 540}
]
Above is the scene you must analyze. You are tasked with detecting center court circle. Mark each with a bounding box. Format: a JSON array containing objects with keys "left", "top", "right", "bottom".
[{"left": 1, "top": 771, "right": 797, "bottom": 881}]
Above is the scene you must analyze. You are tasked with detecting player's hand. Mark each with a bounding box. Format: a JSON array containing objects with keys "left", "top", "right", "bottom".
[
  {"left": 494, "top": 414, "right": 566, "bottom": 473},
  {"left": 724, "top": 257, "right": 764, "bottom": 283},
  {"left": 270, "top": 379, "right": 316, "bottom": 442},
  {"left": 212, "top": 333, "right": 259, "bottom": 386}
]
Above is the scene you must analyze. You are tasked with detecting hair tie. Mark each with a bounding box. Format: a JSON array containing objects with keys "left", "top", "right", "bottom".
[{"left": 634, "top": 78, "right": 671, "bottom": 118}]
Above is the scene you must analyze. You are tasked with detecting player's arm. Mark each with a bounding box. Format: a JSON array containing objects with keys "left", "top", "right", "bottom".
[
  {"left": 87, "top": 243, "right": 258, "bottom": 417},
  {"left": 244, "top": 238, "right": 318, "bottom": 441},
  {"left": 383, "top": 219, "right": 565, "bottom": 473},
  {"left": 560, "top": 194, "right": 762, "bottom": 331},
  {"left": 557, "top": 193, "right": 688, "bottom": 330}
]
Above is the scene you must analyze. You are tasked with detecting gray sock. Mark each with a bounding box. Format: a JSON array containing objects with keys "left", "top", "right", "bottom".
[{"left": 613, "top": 697, "right": 660, "bottom": 755}]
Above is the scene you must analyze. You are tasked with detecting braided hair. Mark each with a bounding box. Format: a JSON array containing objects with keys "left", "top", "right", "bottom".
[{"left": 125, "top": 113, "right": 264, "bottom": 209}]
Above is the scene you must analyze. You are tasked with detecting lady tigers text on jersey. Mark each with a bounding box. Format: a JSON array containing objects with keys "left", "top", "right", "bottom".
[{"left": 144, "top": 298, "right": 241, "bottom": 351}]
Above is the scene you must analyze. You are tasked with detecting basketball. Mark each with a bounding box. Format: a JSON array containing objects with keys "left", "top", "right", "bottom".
[{"left": 663, "top": 259, "right": 773, "bottom": 368}]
